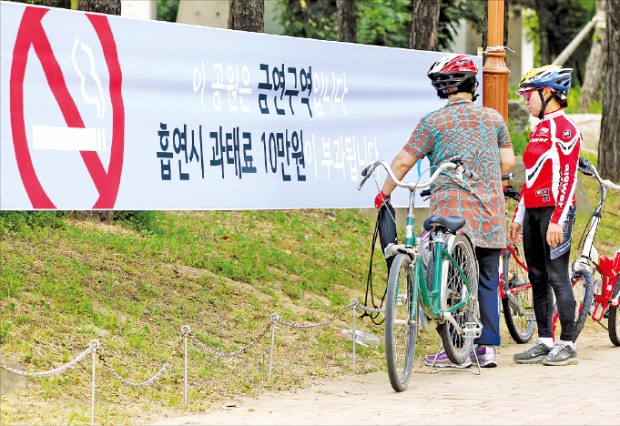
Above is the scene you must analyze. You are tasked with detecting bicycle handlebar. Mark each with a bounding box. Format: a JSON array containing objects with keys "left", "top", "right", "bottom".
[
  {"left": 579, "top": 157, "right": 620, "bottom": 191},
  {"left": 358, "top": 156, "right": 479, "bottom": 192}
]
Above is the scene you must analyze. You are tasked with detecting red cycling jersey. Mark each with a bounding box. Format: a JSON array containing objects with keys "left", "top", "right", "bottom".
[{"left": 513, "top": 109, "right": 582, "bottom": 226}]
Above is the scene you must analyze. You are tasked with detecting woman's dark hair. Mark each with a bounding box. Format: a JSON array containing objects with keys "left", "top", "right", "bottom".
[{"left": 437, "top": 76, "right": 478, "bottom": 100}]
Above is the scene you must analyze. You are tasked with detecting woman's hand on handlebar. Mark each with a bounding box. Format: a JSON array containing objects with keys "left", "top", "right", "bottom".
[{"left": 374, "top": 191, "right": 390, "bottom": 209}]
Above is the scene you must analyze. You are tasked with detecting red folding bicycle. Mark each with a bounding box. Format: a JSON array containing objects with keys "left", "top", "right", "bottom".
[
  {"left": 553, "top": 158, "right": 620, "bottom": 345},
  {"left": 500, "top": 179, "right": 535, "bottom": 344}
]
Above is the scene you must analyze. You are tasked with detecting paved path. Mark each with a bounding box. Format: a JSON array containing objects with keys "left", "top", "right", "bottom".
[{"left": 148, "top": 330, "right": 619, "bottom": 425}]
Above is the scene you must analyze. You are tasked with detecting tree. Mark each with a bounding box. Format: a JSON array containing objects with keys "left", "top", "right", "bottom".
[
  {"left": 157, "top": 0, "right": 180, "bottom": 22},
  {"left": 409, "top": 0, "right": 440, "bottom": 50},
  {"left": 579, "top": 0, "right": 605, "bottom": 113},
  {"left": 515, "top": 0, "right": 594, "bottom": 85},
  {"left": 230, "top": 0, "right": 264, "bottom": 32},
  {"left": 277, "top": 0, "right": 461, "bottom": 50},
  {"left": 337, "top": 0, "right": 356, "bottom": 43},
  {"left": 599, "top": 0, "right": 620, "bottom": 181}
]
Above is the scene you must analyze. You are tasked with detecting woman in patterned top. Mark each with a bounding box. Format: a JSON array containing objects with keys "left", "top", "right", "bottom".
[
  {"left": 509, "top": 65, "right": 582, "bottom": 366},
  {"left": 374, "top": 54, "right": 515, "bottom": 368}
]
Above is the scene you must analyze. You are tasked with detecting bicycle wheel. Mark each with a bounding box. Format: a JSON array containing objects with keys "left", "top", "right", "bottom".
[
  {"left": 433, "top": 233, "right": 478, "bottom": 365},
  {"left": 608, "top": 275, "right": 620, "bottom": 346},
  {"left": 551, "top": 270, "right": 593, "bottom": 341},
  {"left": 501, "top": 245, "right": 536, "bottom": 343},
  {"left": 570, "top": 270, "right": 594, "bottom": 341},
  {"left": 385, "top": 253, "right": 418, "bottom": 392}
]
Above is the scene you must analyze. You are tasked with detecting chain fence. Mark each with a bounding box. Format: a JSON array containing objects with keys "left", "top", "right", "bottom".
[{"left": 0, "top": 300, "right": 384, "bottom": 425}]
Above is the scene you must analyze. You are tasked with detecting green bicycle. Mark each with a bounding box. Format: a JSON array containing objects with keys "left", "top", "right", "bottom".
[{"left": 359, "top": 157, "right": 481, "bottom": 392}]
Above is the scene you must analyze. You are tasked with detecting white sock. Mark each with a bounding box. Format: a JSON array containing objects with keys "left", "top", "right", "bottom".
[
  {"left": 559, "top": 339, "right": 575, "bottom": 349},
  {"left": 538, "top": 337, "right": 554, "bottom": 348}
]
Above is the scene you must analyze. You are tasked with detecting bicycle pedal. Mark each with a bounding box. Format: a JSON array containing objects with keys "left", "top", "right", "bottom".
[{"left": 463, "top": 322, "right": 482, "bottom": 338}]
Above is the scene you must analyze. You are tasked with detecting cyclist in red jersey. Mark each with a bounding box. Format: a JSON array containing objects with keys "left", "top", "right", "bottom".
[
  {"left": 508, "top": 65, "right": 582, "bottom": 366},
  {"left": 375, "top": 54, "right": 515, "bottom": 368}
]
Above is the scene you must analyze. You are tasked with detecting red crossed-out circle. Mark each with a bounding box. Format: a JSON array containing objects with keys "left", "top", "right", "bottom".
[{"left": 10, "top": 6, "right": 125, "bottom": 209}]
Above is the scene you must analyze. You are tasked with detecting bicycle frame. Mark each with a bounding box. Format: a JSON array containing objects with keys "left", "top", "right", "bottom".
[
  {"left": 562, "top": 158, "right": 620, "bottom": 342},
  {"left": 499, "top": 176, "right": 530, "bottom": 304},
  {"left": 362, "top": 158, "right": 477, "bottom": 331},
  {"left": 573, "top": 165, "right": 620, "bottom": 322},
  {"left": 499, "top": 244, "right": 529, "bottom": 302},
  {"left": 591, "top": 250, "right": 620, "bottom": 321},
  {"left": 415, "top": 229, "right": 473, "bottom": 321}
]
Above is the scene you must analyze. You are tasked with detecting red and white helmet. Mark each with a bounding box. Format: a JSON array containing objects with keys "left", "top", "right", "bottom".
[{"left": 428, "top": 54, "right": 478, "bottom": 96}]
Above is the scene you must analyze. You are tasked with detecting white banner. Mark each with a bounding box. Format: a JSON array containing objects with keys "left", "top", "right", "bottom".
[{"left": 0, "top": 1, "right": 483, "bottom": 211}]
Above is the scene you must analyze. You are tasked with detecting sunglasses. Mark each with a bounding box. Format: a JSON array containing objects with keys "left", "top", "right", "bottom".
[{"left": 522, "top": 89, "right": 537, "bottom": 102}]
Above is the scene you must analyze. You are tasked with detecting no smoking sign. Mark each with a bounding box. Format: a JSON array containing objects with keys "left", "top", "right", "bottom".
[{"left": 10, "top": 6, "right": 125, "bottom": 209}]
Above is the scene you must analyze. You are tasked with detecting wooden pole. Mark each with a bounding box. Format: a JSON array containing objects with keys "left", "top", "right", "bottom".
[{"left": 483, "top": 0, "right": 510, "bottom": 121}]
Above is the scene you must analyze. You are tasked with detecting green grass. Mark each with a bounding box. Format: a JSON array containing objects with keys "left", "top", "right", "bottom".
[{"left": 0, "top": 208, "right": 399, "bottom": 424}]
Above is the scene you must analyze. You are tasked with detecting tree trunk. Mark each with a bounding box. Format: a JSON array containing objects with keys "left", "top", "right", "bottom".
[
  {"left": 337, "top": 0, "right": 356, "bottom": 43},
  {"left": 229, "top": 0, "right": 264, "bottom": 32},
  {"left": 77, "top": 0, "right": 121, "bottom": 14},
  {"left": 600, "top": 0, "right": 620, "bottom": 181},
  {"left": 533, "top": 0, "right": 554, "bottom": 65},
  {"left": 579, "top": 0, "right": 606, "bottom": 113},
  {"left": 409, "top": 0, "right": 440, "bottom": 50}
]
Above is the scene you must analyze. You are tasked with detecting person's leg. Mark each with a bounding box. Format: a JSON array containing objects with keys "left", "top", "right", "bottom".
[
  {"left": 537, "top": 208, "right": 578, "bottom": 366},
  {"left": 513, "top": 208, "right": 554, "bottom": 363},
  {"left": 537, "top": 208, "right": 575, "bottom": 342},
  {"left": 471, "top": 247, "right": 501, "bottom": 368},
  {"left": 523, "top": 207, "right": 555, "bottom": 339},
  {"left": 541, "top": 246, "right": 578, "bottom": 365},
  {"left": 474, "top": 247, "right": 501, "bottom": 346}
]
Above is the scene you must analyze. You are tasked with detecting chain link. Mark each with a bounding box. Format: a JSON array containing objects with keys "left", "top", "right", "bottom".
[
  {"left": 353, "top": 302, "right": 385, "bottom": 314},
  {"left": 2, "top": 300, "right": 374, "bottom": 385},
  {"left": 272, "top": 299, "right": 382, "bottom": 328},
  {"left": 98, "top": 331, "right": 186, "bottom": 387},
  {"left": 190, "top": 320, "right": 273, "bottom": 357},
  {"left": 0, "top": 341, "right": 99, "bottom": 378}
]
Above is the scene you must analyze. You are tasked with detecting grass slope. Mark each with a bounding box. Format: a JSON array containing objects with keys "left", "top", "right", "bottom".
[{"left": 0, "top": 208, "right": 399, "bottom": 425}]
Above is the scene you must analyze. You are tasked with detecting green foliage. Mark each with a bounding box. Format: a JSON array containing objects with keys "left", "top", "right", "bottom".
[
  {"left": 564, "top": 85, "right": 602, "bottom": 114},
  {"left": 0, "top": 211, "right": 66, "bottom": 235},
  {"left": 114, "top": 211, "right": 166, "bottom": 234},
  {"left": 516, "top": 0, "right": 595, "bottom": 86},
  {"left": 276, "top": 0, "right": 338, "bottom": 41},
  {"left": 277, "top": 0, "right": 469, "bottom": 49},
  {"left": 156, "top": 0, "right": 179, "bottom": 23},
  {"left": 507, "top": 118, "right": 529, "bottom": 156},
  {"left": 356, "top": 0, "right": 411, "bottom": 47}
]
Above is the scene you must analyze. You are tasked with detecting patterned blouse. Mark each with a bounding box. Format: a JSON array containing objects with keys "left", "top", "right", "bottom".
[{"left": 404, "top": 98, "right": 512, "bottom": 249}]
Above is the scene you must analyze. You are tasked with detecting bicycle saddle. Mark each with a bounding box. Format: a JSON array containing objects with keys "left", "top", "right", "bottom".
[{"left": 423, "top": 215, "right": 465, "bottom": 233}]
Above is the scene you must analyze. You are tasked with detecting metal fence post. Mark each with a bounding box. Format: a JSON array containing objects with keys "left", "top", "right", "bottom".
[
  {"left": 352, "top": 304, "right": 357, "bottom": 369},
  {"left": 89, "top": 340, "right": 100, "bottom": 426},
  {"left": 182, "top": 325, "right": 190, "bottom": 407},
  {"left": 268, "top": 315, "right": 278, "bottom": 384}
]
